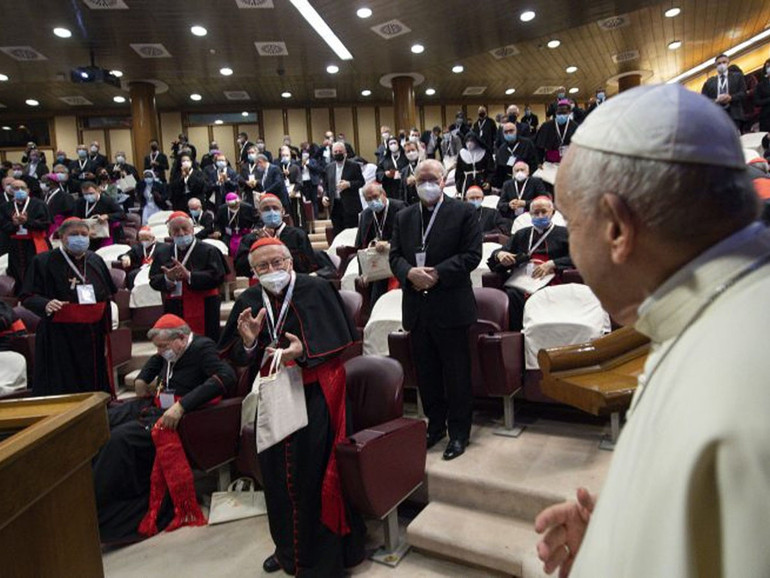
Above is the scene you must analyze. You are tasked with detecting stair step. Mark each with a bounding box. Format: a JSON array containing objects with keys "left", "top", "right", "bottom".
[
  {"left": 407, "top": 501, "right": 549, "bottom": 578},
  {"left": 308, "top": 233, "right": 327, "bottom": 243},
  {"left": 123, "top": 340, "right": 156, "bottom": 373},
  {"left": 220, "top": 299, "right": 236, "bottom": 322},
  {"left": 123, "top": 369, "right": 140, "bottom": 390},
  {"left": 311, "top": 241, "right": 329, "bottom": 250}
]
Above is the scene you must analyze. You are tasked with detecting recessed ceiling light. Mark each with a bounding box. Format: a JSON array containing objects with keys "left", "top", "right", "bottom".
[
  {"left": 241, "top": 111, "right": 249, "bottom": 117},
  {"left": 505, "top": 88, "right": 516, "bottom": 95},
  {"left": 0, "top": 74, "right": 8, "bottom": 82},
  {"left": 668, "top": 40, "right": 682, "bottom": 50},
  {"left": 425, "top": 88, "right": 436, "bottom": 96},
  {"left": 520, "top": 10, "right": 536, "bottom": 22},
  {"left": 219, "top": 67, "right": 233, "bottom": 76},
  {"left": 326, "top": 64, "right": 339, "bottom": 74},
  {"left": 411, "top": 44, "right": 425, "bottom": 54},
  {"left": 109, "top": 70, "right": 123, "bottom": 78},
  {"left": 26, "top": 99, "right": 39, "bottom": 106},
  {"left": 53, "top": 27, "right": 72, "bottom": 39},
  {"left": 214, "top": 119, "right": 223, "bottom": 125},
  {"left": 281, "top": 91, "right": 292, "bottom": 98},
  {"left": 113, "top": 96, "right": 126, "bottom": 103},
  {"left": 569, "top": 87, "right": 579, "bottom": 94},
  {"left": 80, "top": 71, "right": 90, "bottom": 79},
  {"left": 566, "top": 65, "right": 578, "bottom": 73},
  {"left": 191, "top": 25, "right": 207, "bottom": 37},
  {"left": 664, "top": 7, "right": 681, "bottom": 18},
  {"left": 356, "top": 7, "right": 372, "bottom": 18},
  {"left": 361, "top": 89, "right": 372, "bottom": 96},
  {"left": 190, "top": 93, "right": 202, "bottom": 101},
  {"left": 290, "top": 0, "right": 353, "bottom": 60},
  {"left": 452, "top": 65, "right": 464, "bottom": 73},
  {"left": 547, "top": 39, "right": 561, "bottom": 49},
  {"left": 2, "top": 126, "right": 11, "bottom": 131}
]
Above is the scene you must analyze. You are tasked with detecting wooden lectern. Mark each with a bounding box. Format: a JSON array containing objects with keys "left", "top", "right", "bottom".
[{"left": 0, "top": 393, "right": 110, "bottom": 577}]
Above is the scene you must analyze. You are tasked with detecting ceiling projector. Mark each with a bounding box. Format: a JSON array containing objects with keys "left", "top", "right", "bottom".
[{"left": 70, "top": 66, "right": 121, "bottom": 88}]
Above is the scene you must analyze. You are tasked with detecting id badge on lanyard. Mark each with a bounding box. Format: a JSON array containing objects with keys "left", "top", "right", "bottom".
[{"left": 76, "top": 284, "right": 97, "bottom": 304}]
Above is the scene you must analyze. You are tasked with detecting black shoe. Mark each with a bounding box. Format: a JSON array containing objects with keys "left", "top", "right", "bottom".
[
  {"left": 426, "top": 429, "right": 447, "bottom": 449},
  {"left": 442, "top": 438, "right": 468, "bottom": 461},
  {"left": 263, "top": 554, "right": 282, "bottom": 573}
]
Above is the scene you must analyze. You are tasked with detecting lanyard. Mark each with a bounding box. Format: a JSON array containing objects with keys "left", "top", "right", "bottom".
[
  {"left": 78, "top": 159, "right": 87, "bottom": 171},
  {"left": 85, "top": 200, "right": 97, "bottom": 217},
  {"left": 227, "top": 208, "right": 240, "bottom": 228},
  {"left": 261, "top": 271, "right": 296, "bottom": 346},
  {"left": 419, "top": 195, "right": 444, "bottom": 250},
  {"left": 143, "top": 243, "right": 156, "bottom": 261},
  {"left": 174, "top": 237, "right": 197, "bottom": 267},
  {"left": 150, "top": 151, "right": 159, "bottom": 164},
  {"left": 718, "top": 75, "right": 727, "bottom": 95},
  {"left": 14, "top": 197, "right": 30, "bottom": 216},
  {"left": 528, "top": 223, "right": 555, "bottom": 256},
  {"left": 59, "top": 247, "right": 88, "bottom": 284},
  {"left": 372, "top": 202, "right": 390, "bottom": 240},
  {"left": 46, "top": 188, "right": 61, "bottom": 204},
  {"left": 556, "top": 120, "right": 570, "bottom": 146},
  {"left": 163, "top": 333, "right": 193, "bottom": 390},
  {"left": 248, "top": 163, "right": 257, "bottom": 175},
  {"left": 514, "top": 178, "right": 529, "bottom": 199}
]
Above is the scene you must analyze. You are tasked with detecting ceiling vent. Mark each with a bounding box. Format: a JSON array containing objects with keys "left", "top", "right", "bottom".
[
  {"left": 235, "top": 0, "right": 274, "bottom": 7},
  {"left": 533, "top": 86, "right": 563, "bottom": 95},
  {"left": 130, "top": 44, "right": 172, "bottom": 58},
  {"left": 489, "top": 44, "right": 520, "bottom": 60},
  {"left": 463, "top": 86, "right": 487, "bottom": 96},
  {"left": 224, "top": 91, "right": 251, "bottom": 100},
  {"left": 0, "top": 46, "right": 47, "bottom": 61},
  {"left": 314, "top": 88, "right": 337, "bottom": 98},
  {"left": 59, "top": 96, "right": 94, "bottom": 106},
  {"left": 597, "top": 15, "right": 630, "bottom": 31},
  {"left": 254, "top": 42, "right": 288, "bottom": 56},
  {"left": 612, "top": 50, "right": 640, "bottom": 63},
  {"left": 370, "top": 20, "right": 412, "bottom": 40},
  {"left": 81, "top": 0, "right": 128, "bottom": 8}
]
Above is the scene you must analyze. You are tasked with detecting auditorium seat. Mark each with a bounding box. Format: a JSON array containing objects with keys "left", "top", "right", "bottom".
[
  {"left": 0, "top": 275, "right": 17, "bottom": 307},
  {"left": 338, "top": 290, "right": 364, "bottom": 361},
  {"left": 109, "top": 268, "right": 131, "bottom": 326}
]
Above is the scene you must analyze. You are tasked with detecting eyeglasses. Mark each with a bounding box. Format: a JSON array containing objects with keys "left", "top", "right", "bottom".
[
  {"left": 503, "top": 130, "right": 516, "bottom": 134},
  {"left": 253, "top": 256, "right": 289, "bottom": 274}
]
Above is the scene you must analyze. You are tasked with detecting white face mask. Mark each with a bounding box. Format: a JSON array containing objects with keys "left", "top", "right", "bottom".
[
  {"left": 716, "top": 63, "right": 728, "bottom": 74},
  {"left": 406, "top": 150, "right": 419, "bottom": 162},
  {"left": 389, "top": 143, "right": 400, "bottom": 153},
  {"left": 514, "top": 171, "right": 527, "bottom": 182},
  {"left": 259, "top": 270, "right": 291, "bottom": 294},
  {"left": 161, "top": 348, "right": 177, "bottom": 363},
  {"left": 181, "top": 160, "right": 192, "bottom": 169},
  {"left": 416, "top": 181, "right": 442, "bottom": 204}
]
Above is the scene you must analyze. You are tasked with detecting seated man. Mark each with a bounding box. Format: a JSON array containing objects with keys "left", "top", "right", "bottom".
[
  {"left": 488, "top": 196, "right": 573, "bottom": 330},
  {"left": 149, "top": 212, "right": 225, "bottom": 341},
  {"left": 354, "top": 181, "right": 406, "bottom": 306},
  {"left": 465, "top": 185, "right": 509, "bottom": 235},
  {"left": 214, "top": 192, "right": 256, "bottom": 256},
  {"left": 497, "top": 161, "right": 548, "bottom": 220},
  {"left": 93, "top": 314, "right": 235, "bottom": 543},
  {"left": 226, "top": 237, "right": 365, "bottom": 574},
  {"left": 119, "top": 226, "right": 164, "bottom": 289},
  {"left": 234, "top": 193, "right": 316, "bottom": 277},
  {"left": 0, "top": 300, "right": 27, "bottom": 394},
  {"left": 74, "top": 180, "right": 125, "bottom": 250},
  {"left": 187, "top": 197, "right": 215, "bottom": 240}
]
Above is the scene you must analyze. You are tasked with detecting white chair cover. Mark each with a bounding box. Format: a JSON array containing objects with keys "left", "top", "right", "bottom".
[
  {"left": 482, "top": 195, "right": 499, "bottom": 209},
  {"left": 740, "top": 132, "right": 768, "bottom": 156},
  {"left": 129, "top": 265, "right": 163, "bottom": 308},
  {"left": 95, "top": 244, "right": 132, "bottom": 265},
  {"left": 471, "top": 242, "right": 501, "bottom": 288},
  {"left": 360, "top": 163, "right": 379, "bottom": 210},
  {"left": 363, "top": 289, "right": 403, "bottom": 357},
  {"left": 444, "top": 184, "right": 458, "bottom": 198},
  {"left": 150, "top": 223, "right": 169, "bottom": 240},
  {"left": 0, "top": 351, "right": 27, "bottom": 395},
  {"left": 110, "top": 300, "right": 120, "bottom": 330},
  {"left": 511, "top": 210, "right": 567, "bottom": 234},
  {"left": 203, "top": 238, "right": 229, "bottom": 256},
  {"left": 533, "top": 161, "right": 559, "bottom": 185},
  {"left": 341, "top": 257, "right": 359, "bottom": 292},
  {"left": 743, "top": 148, "right": 760, "bottom": 162},
  {"left": 147, "top": 210, "right": 174, "bottom": 226},
  {"left": 522, "top": 284, "right": 611, "bottom": 370},
  {"left": 0, "top": 253, "right": 7, "bottom": 276},
  {"left": 326, "top": 227, "right": 358, "bottom": 257}
]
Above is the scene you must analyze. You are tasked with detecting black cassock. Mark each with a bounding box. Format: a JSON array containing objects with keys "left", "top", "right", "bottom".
[
  {"left": 534, "top": 119, "right": 578, "bottom": 164},
  {"left": 0, "top": 197, "right": 51, "bottom": 295},
  {"left": 227, "top": 276, "right": 366, "bottom": 575},
  {"left": 214, "top": 203, "right": 256, "bottom": 256},
  {"left": 74, "top": 195, "right": 125, "bottom": 250},
  {"left": 149, "top": 240, "right": 224, "bottom": 342},
  {"left": 93, "top": 335, "right": 235, "bottom": 543},
  {"left": 234, "top": 225, "right": 317, "bottom": 278},
  {"left": 44, "top": 186, "right": 75, "bottom": 233},
  {"left": 22, "top": 248, "right": 116, "bottom": 395}
]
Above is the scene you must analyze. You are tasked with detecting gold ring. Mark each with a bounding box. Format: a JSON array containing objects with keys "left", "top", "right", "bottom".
[{"left": 563, "top": 544, "right": 571, "bottom": 557}]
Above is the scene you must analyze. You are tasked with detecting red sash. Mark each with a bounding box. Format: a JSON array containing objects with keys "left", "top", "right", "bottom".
[
  {"left": 0, "top": 318, "right": 26, "bottom": 336},
  {"left": 11, "top": 230, "right": 49, "bottom": 254},
  {"left": 168, "top": 284, "right": 219, "bottom": 336}
]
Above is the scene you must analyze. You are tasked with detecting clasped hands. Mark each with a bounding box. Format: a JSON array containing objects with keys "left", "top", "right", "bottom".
[
  {"left": 12, "top": 213, "right": 27, "bottom": 225},
  {"left": 407, "top": 266, "right": 438, "bottom": 291},
  {"left": 162, "top": 258, "right": 191, "bottom": 282},
  {"left": 508, "top": 199, "right": 526, "bottom": 210},
  {"left": 237, "top": 308, "right": 304, "bottom": 362}
]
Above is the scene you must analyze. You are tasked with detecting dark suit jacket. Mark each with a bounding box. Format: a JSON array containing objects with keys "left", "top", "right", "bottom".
[
  {"left": 168, "top": 169, "right": 208, "bottom": 210},
  {"left": 144, "top": 152, "right": 170, "bottom": 181},
  {"left": 498, "top": 177, "right": 548, "bottom": 219},
  {"left": 494, "top": 139, "right": 539, "bottom": 187},
  {"left": 390, "top": 195, "right": 482, "bottom": 329},
  {"left": 354, "top": 198, "right": 406, "bottom": 248},
  {"left": 488, "top": 225, "right": 572, "bottom": 273},
  {"left": 258, "top": 164, "right": 289, "bottom": 208},
  {"left": 476, "top": 206, "right": 509, "bottom": 235},
  {"left": 323, "top": 160, "right": 365, "bottom": 217},
  {"left": 701, "top": 72, "right": 747, "bottom": 121}
]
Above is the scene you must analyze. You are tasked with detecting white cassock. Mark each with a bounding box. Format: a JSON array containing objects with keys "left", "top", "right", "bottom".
[{"left": 572, "top": 223, "right": 770, "bottom": 577}]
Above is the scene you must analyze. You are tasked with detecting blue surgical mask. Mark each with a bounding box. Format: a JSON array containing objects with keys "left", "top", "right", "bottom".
[
  {"left": 556, "top": 114, "right": 569, "bottom": 125},
  {"left": 261, "top": 209, "right": 283, "bottom": 228},
  {"left": 368, "top": 199, "right": 385, "bottom": 213},
  {"left": 173, "top": 234, "right": 193, "bottom": 249},
  {"left": 84, "top": 193, "right": 96, "bottom": 203},
  {"left": 468, "top": 199, "right": 482, "bottom": 209},
  {"left": 14, "top": 189, "right": 27, "bottom": 202},
  {"left": 66, "top": 234, "right": 90, "bottom": 254},
  {"left": 248, "top": 153, "right": 257, "bottom": 163},
  {"left": 190, "top": 209, "right": 201, "bottom": 218},
  {"left": 77, "top": 150, "right": 87, "bottom": 159},
  {"left": 56, "top": 155, "right": 66, "bottom": 163},
  {"left": 597, "top": 92, "right": 606, "bottom": 101},
  {"left": 216, "top": 160, "right": 227, "bottom": 169},
  {"left": 504, "top": 133, "right": 517, "bottom": 143},
  {"left": 532, "top": 216, "right": 552, "bottom": 230},
  {"left": 557, "top": 92, "right": 566, "bottom": 99},
  {"left": 144, "top": 177, "right": 154, "bottom": 186}
]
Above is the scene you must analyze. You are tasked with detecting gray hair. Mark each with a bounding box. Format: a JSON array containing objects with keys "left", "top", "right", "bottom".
[
  {"left": 559, "top": 146, "right": 759, "bottom": 244},
  {"left": 256, "top": 154, "right": 269, "bottom": 163},
  {"left": 147, "top": 325, "right": 191, "bottom": 341},
  {"left": 247, "top": 243, "right": 292, "bottom": 268},
  {"left": 363, "top": 181, "right": 384, "bottom": 196},
  {"left": 332, "top": 141, "right": 346, "bottom": 151},
  {"left": 415, "top": 159, "right": 446, "bottom": 180}
]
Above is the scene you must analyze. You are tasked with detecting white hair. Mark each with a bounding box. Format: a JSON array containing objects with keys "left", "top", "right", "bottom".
[
  {"left": 560, "top": 145, "right": 759, "bottom": 243},
  {"left": 147, "top": 325, "right": 191, "bottom": 341},
  {"left": 416, "top": 159, "right": 446, "bottom": 179},
  {"left": 247, "top": 243, "right": 292, "bottom": 268}
]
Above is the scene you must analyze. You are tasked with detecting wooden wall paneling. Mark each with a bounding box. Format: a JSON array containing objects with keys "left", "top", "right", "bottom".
[
  {"left": 380, "top": 106, "right": 394, "bottom": 134},
  {"left": 81, "top": 130, "right": 106, "bottom": 156},
  {"left": 54, "top": 116, "right": 79, "bottom": 157},
  {"left": 334, "top": 107, "right": 354, "bottom": 150},
  {"left": 5, "top": 151, "right": 23, "bottom": 163},
  {"left": 212, "top": 125, "right": 236, "bottom": 163},
  {"left": 310, "top": 108, "right": 330, "bottom": 143},
  {"left": 423, "top": 105, "right": 442, "bottom": 132},
  {"left": 257, "top": 110, "right": 265, "bottom": 141},
  {"left": 418, "top": 106, "right": 425, "bottom": 132},
  {"left": 356, "top": 106, "right": 378, "bottom": 160},
  {"left": 108, "top": 129, "right": 133, "bottom": 165},
  {"left": 282, "top": 109, "right": 289, "bottom": 137},
  {"left": 286, "top": 108, "right": 307, "bottom": 148},
  {"left": 185, "top": 126, "right": 209, "bottom": 158},
  {"left": 237, "top": 124, "right": 260, "bottom": 146},
  {"left": 352, "top": 107, "right": 360, "bottom": 155},
  {"left": 160, "top": 112, "right": 183, "bottom": 157},
  {"left": 262, "top": 109, "right": 285, "bottom": 151},
  {"left": 305, "top": 108, "right": 312, "bottom": 143}
]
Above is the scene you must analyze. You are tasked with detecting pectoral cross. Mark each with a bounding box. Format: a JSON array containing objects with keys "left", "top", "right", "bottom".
[{"left": 69, "top": 277, "right": 79, "bottom": 290}]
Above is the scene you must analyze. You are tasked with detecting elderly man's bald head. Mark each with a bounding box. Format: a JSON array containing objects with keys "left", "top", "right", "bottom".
[{"left": 414, "top": 159, "right": 445, "bottom": 184}]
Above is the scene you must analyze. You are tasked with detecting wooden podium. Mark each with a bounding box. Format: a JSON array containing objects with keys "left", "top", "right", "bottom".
[{"left": 0, "top": 393, "right": 110, "bottom": 577}]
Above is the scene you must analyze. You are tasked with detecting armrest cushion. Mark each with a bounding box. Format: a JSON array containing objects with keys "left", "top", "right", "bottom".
[
  {"left": 387, "top": 331, "right": 417, "bottom": 391},
  {"left": 481, "top": 271, "right": 505, "bottom": 291},
  {"left": 177, "top": 397, "right": 243, "bottom": 472},
  {"left": 477, "top": 331, "right": 524, "bottom": 396},
  {"left": 109, "top": 327, "right": 133, "bottom": 367}
]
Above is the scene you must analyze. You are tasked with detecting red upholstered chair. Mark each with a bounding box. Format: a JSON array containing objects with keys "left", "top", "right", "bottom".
[
  {"left": 325, "top": 225, "right": 335, "bottom": 247},
  {"left": 484, "top": 232, "right": 511, "bottom": 246},
  {"left": 388, "top": 287, "right": 527, "bottom": 436},
  {"left": 0, "top": 274, "right": 18, "bottom": 307},
  {"left": 338, "top": 290, "right": 364, "bottom": 362},
  {"left": 8, "top": 306, "right": 38, "bottom": 389},
  {"left": 109, "top": 268, "right": 131, "bottom": 327},
  {"left": 302, "top": 199, "right": 315, "bottom": 233},
  {"left": 336, "top": 245, "right": 358, "bottom": 277}
]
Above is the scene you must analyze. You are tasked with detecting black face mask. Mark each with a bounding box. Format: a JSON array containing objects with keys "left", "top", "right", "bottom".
[
  {"left": 333, "top": 153, "right": 345, "bottom": 162},
  {"left": 150, "top": 144, "right": 158, "bottom": 151},
  {"left": 508, "top": 114, "right": 518, "bottom": 122},
  {"left": 479, "top": 112, "right": 486, "bottom": 118}
]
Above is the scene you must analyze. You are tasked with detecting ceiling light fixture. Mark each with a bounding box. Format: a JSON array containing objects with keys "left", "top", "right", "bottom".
[
  {"left": 569, "top": 87, "right": 579, "bottom": 94},
  {"left": 547, "top": 39, "right": 561, "bottom": 49},
  {"left": 241, "top": 111, "right": 249, "bottom": 117},
  {"left": 0, "top": 74, "right": 8, "bottom": 81},
  {"left": 566, "top": 65, "right": 578, "bottom": 73},
  {"left": 505, "top": 88, "right": 516, "bottom": 95},
  {"left": 113, "top": 96, "right": 126, "bottom": 103},
  {"left": 289, "top": 0, "right": 353, "bottom": 60},
  {"left": 109, "top": 70, "right": 123, "bottom": 78},
  {"left": 2, "top": 126, "right": 11, "bottom": 131},
  {"left": 520, "top": 10, "right": 536, "bottom": 22},
  {"left": 326, "top": 64, "right": 339, "bottom": 74},
  {"left": 190, "top": 93, "right": 202, "bottom": 101},
  {"left": 53, "top": 27, "right": 72, "bottom": 38},
  {"left": 361, "top": 89, "right": 372, "bottom": 96},
  {"left": 411, "top": 44, "right": 425, "bottom": 54},
  {"left": 667, "top": 27, "right": 770, "bottom": 84},
  {"left": 356, "top": 7, "right": 372, "bottom": 18},
  {"left": 281, "top": 91, "right": 292, "bottom": 98},
  {"left": 452, "top": 65, "right": 464, "bottom": 73},
  {"left": 220, "top": 67, "right": 233, "bottom": 76},
  {"left": 664, "top": 7, "right": 681, "bottom": 18},
  {"left": 668, "top": 40, "right": 682, "bottom": 50},
  {"left": 191, "top": 25, "right": 207, "bottom": 37},
  {"left": 25, "top": 99, "right": 39, "bottom": 106},
  {"left": 214, "top": 119, "right": 223, "bottom": 125},
  {"left": 425, "top": 88, "right": 436, "bottom": 96}
]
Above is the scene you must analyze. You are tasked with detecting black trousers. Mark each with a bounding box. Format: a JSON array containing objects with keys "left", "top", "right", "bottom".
[
  {"left": 301, "top": 181, "right": 318, "bottom": 218},
  {"left": 410, "top": 321, "right": 473, "bottom": 442},
  {"left": 505, "top": 287, "right": 527, "bottom": 331},
  {"left": 330, "top": 203, "right": 359, "bottom": 238}
]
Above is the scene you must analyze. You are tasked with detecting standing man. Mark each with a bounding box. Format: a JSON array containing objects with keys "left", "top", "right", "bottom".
[
  {"left": 534, "top": 84, "right": 770, "bottom": 577},
  {"left": 74, "top": 181, "right": 125, "bottom": 250},
  {"left": 471, "top": 106, "right": 497, "bottom": 153},
  {"left": 88, "top": 141, "right": 109, "bottom": 171},
  {"left": 144, "top": 138, "right": 170, "bottom": 183},
  {"left": 236, "top": 132, "right": 255, "bottom": 166},
  {"left": 494, "top": 122, "right": 539, "bottom": 187},
  {"left": 389, "top": 159, "right": 482, "bottom": 460},
  {"left": 322, "top": 142, "right": 365, "bottom": 237},
  {"left": 701, "top": 53, "right": 746, "bottom": 131}
]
